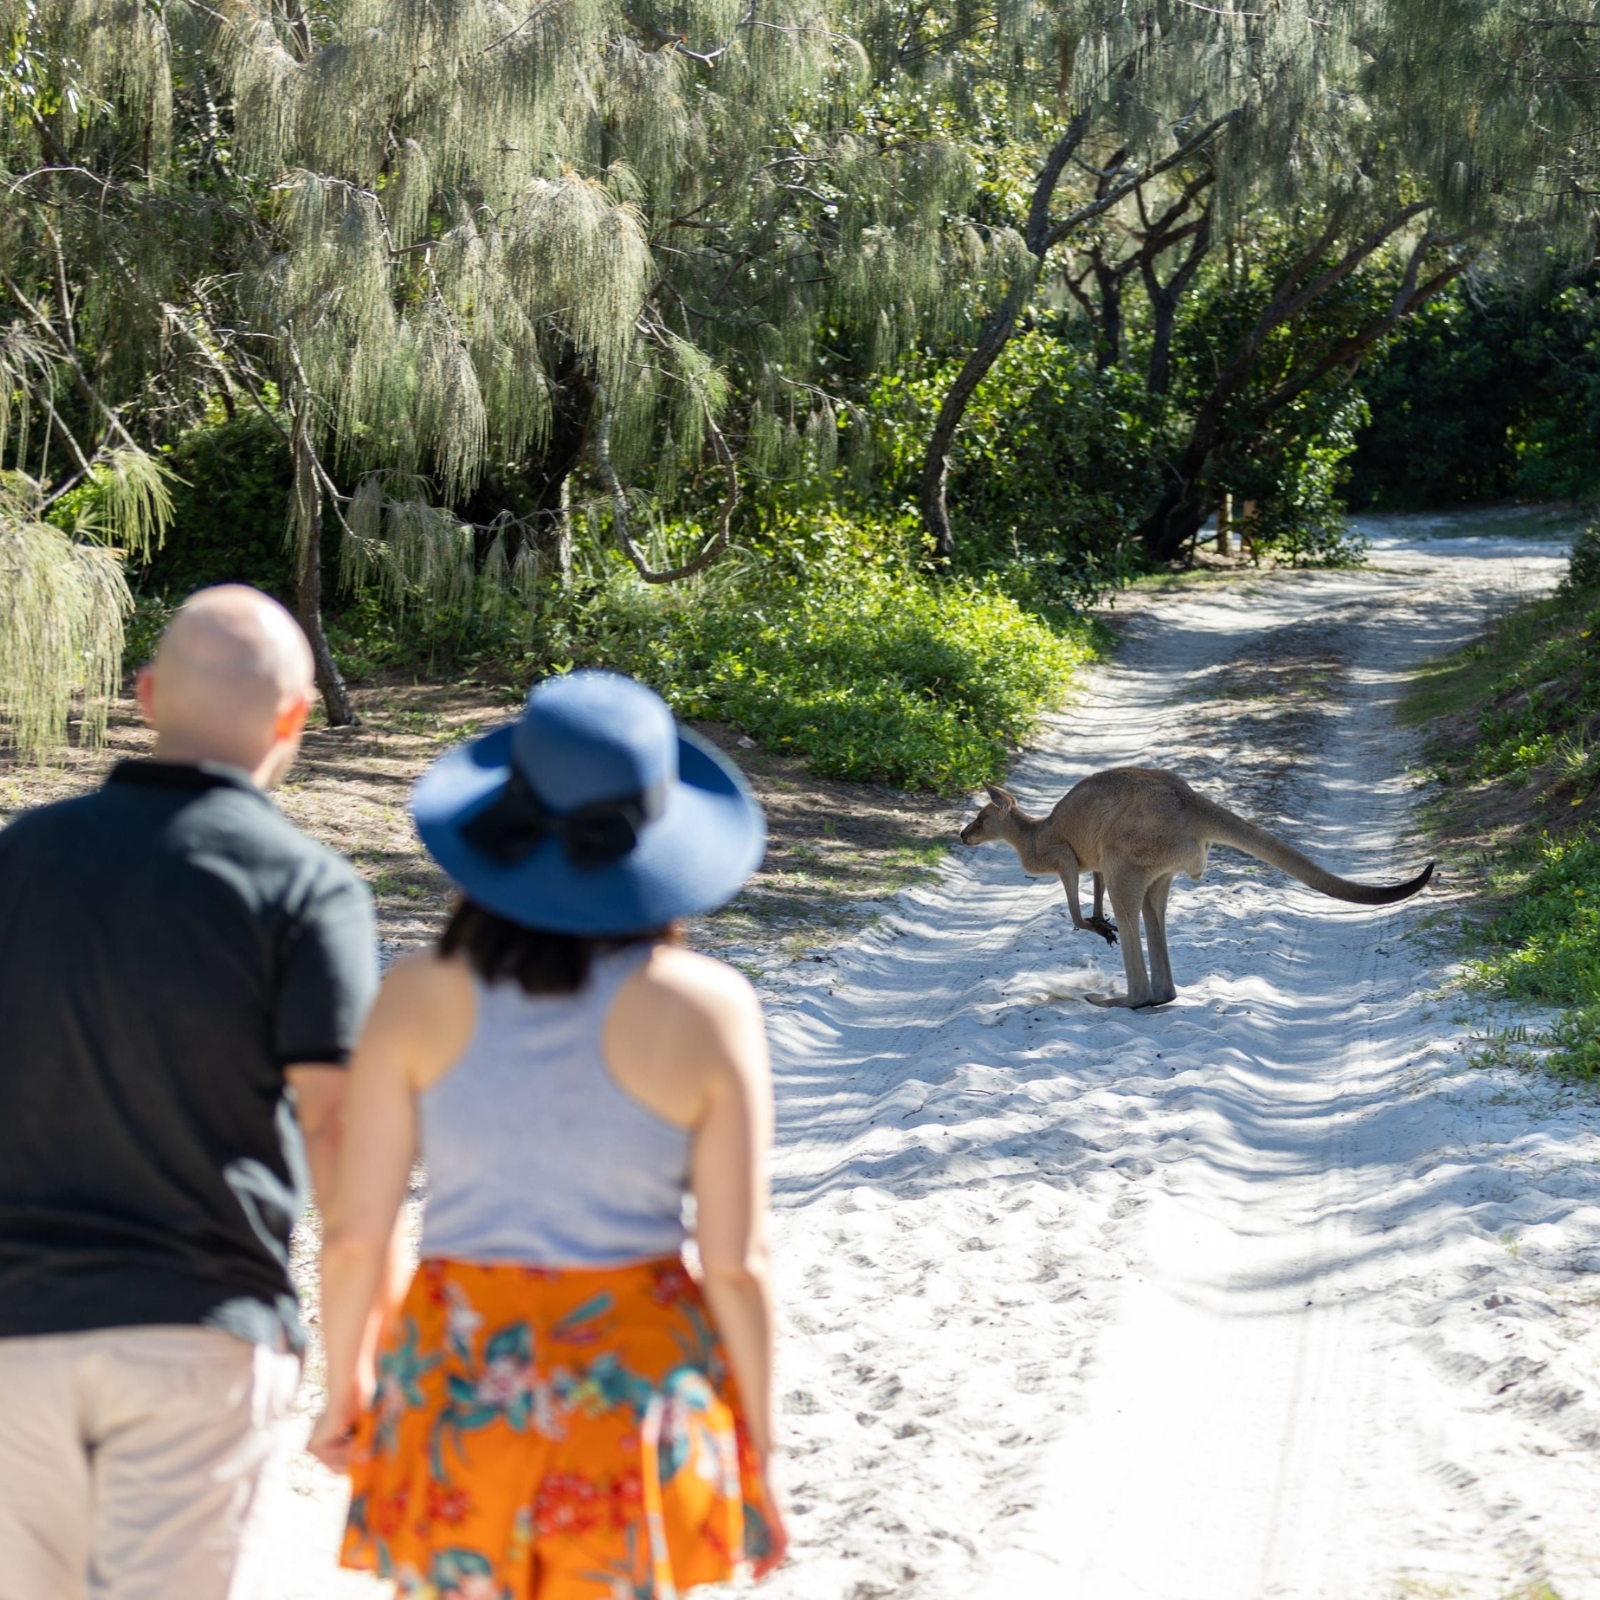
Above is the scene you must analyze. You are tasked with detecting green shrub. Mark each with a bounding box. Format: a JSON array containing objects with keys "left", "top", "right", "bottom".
[
  {"left": 871, "top": 330, "right": 1159, "bottom": 599},
  {"left": 1466, "top": 593, "right": 1600, "bottom": 787},
  {"left": 323, "top": 496, "right": 1095, "bottom": 793},
  {"left": 1562, "top": 521, "right": 1600, "bottom": 593},
  {"left": 325, "top": 587, "right": 539, "bottom": 680},
  {"left": 1213, "top": 392, "right": 1371, "bottom": 567},
  {"left": 1350, "top": 273, "right": 1600, "bottom": 510},
  {"left": 124, "top": 594, "right": 175, "bottom": 673},
  {"left": 576, "top": 561, "right": 1095, "bottom": 793},
  {"left": 135, "top": 411, "right": 298, "bottom": 602},
  {"left": 1476, "top": 832, "right": 1600, "bottom": 1005},
  {"left": 1545, "top": 1004, "right": 1600, "bottom": 1079},
  {"left": 1472, "top": 832, "right": 1600, "bottom": 1077}
]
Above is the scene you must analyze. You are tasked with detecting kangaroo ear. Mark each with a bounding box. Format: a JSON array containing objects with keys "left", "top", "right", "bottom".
[{"left": 984, "top": 783, "right": 1015, "bottom": 806}]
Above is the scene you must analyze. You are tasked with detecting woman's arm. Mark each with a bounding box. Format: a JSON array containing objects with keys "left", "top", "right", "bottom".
[
  {"left": 691, "top": 1027, "right": 776, "bottom": 1462},
  {"left": 613, "top": 949, "right": 778, "bottom": 1460},
  {"left": 603, "top": 945, "right": 788, "bottom": 1571},
  {"left": 673, "top": 960, "right": 787, "bottom": 1575},
  {"left": 307, "top": 953, "right": 471, "bottom": 1470}
]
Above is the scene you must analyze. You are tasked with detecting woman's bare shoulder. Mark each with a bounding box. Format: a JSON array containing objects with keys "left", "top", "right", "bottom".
[
  {"left": 604, "top": 946, "right": 766, "bottom": 1124},
  {"left": 384, "top": 948, "right": 475, "bottom": 1003},
  {"left": 632, "top": 944, "right": 761, "bottom": 1018},
  {"left": 370, "top": 951, "right": 477, "bottom": 1068},
  {"left": 609, "top": 946, "right": 765, "bottom": 1076}
]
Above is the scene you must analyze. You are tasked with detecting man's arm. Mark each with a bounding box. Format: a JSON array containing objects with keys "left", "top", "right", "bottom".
[
  {"left": 277, "top": 864, "right": 378, "bottom": 1211},
  {"left": 285, "top": 1063, "right": 347, "bottom": 1209}
]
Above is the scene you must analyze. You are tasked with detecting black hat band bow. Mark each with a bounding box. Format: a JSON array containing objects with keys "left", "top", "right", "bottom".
[{"left": 461, "top": 768, "right": 666, "bottom": 869}]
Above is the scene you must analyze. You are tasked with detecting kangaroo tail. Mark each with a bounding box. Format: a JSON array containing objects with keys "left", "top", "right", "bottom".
[{"left": 1195, "top": 798, "right": 1435, "bottom": 906}]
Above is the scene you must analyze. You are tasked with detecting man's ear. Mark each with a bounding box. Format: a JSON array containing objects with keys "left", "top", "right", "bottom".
[
  {"left": 983, "top": 783, "right": 1014, "bottom": 807},
  {"left": 135, "top": 665, "right": 158, "bottom": 730},
  {"left": 273, "top": 692, "right": 312, "bottom": 745}
]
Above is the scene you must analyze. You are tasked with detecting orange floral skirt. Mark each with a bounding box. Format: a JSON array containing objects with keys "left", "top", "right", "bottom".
[{"left": 340, "top": 1256, "right": 773, "bottom": 1600}]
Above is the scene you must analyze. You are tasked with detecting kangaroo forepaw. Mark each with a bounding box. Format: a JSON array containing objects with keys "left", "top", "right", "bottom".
[{"left": 1086, "top": 915, "right": 1118, "bottom": 946}]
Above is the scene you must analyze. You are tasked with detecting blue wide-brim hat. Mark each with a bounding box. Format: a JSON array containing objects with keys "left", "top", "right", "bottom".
[{"left": 412, "top": 670, "right": 764, "bottom": 934}]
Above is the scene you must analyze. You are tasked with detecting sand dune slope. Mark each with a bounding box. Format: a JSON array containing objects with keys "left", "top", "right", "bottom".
[{"left": 754, "top": 530, "right": 1600, "bottom": 1600}]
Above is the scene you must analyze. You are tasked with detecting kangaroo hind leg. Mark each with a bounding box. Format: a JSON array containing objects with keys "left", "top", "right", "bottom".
[
  {"left": 1086, "top": 867, "right": 1153, "bottom": 1008},
  {"left": 1142, "top": 873, "right": 1177, "bottom": 1006},
  {"left": 1056, "top": 851, "right": 1117, "bottom": 946}
]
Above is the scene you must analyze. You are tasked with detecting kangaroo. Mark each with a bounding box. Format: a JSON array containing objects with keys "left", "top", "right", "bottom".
[{"left": 960, "top": 766, "right": 1434, "bottom": 1009}]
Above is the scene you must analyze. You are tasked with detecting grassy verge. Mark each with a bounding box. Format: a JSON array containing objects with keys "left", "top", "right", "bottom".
[
  {"left": 576, "top": 564, "right": 1098, "bottom": 794},
  {"left": 325, "top": 526, "right": 1102, "bottom": 797},
  {"left": 1403, "top": 528, "right": 1600, "bottom": 1075}
]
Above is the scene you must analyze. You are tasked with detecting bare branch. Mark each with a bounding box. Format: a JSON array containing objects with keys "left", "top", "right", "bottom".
[
  {"left": 1260, "top": 203, "right": 1431, "bottom": 331},
  {"left": 597, "top": 403, "right": 739, "bottom": 583},
  {"left": 0, "top": 269, "right": 141, "bottom": 453},
  {"left": 1039, "top": 111, "right": 1238, "bottom": 254},
  {"left": 622, "top": 0, "right": 756, "bottom": 65},
  {"left": 1261, "top": 238, "right": 1470, "bottom": 412}
]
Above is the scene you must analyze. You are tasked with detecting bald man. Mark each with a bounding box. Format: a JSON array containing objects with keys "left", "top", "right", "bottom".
[{"left": 0, "top": 586, "right": 378, "bottom": 1600}]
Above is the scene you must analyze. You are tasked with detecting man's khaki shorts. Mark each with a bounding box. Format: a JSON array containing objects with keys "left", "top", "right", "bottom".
[{"left": 0, "top": 1324, "right": 300, "bottom": 1600}]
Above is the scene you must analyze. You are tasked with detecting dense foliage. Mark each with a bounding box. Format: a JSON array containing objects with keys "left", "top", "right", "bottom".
[
  {"left": 323, "top": 514, "right": 1096, "bottom": 793},
  {"left": 137, "top": 414, "right": 299, "bottom": 603},
  {"left": 1349, "top": 275, "right": 1600, "bottom": 509},
  {"left": 872, "top": 330, "right": 1161, "bottom": 597},
  {"left": 568, "top": 557, "right": 1095, "bottom": 792}
]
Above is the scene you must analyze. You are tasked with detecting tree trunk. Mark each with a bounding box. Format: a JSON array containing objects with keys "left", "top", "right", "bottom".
[
  {"left": 291, "top": 432, "right": 355, "bottom": 727},
  {"left": 918, "top": 109, "right": 1094, "bottom": 557},
  {"left": 1239, "top": 500, "right": 1260, "bottom": 563},
  {"left": 1146, "top": 291, "right": 1179, "bottom": 398},
  {"left": 917, "top": 268, "right": 1036, "bottom": 559},
  {"left": 552, "top": 478, "right": 573, "bottom": 589},
  {"left": 460, "top": 365, "right": 593, "bottom": 587},
  {"left": 523, "top": 366, "right": 593, "bottom": 581},
  {"left": 1143, "top": 205, "right": 1211, "bottom": 397},
  {"left": 1136, "top": 207, "right": 1448, "bottom": 563},
  {"left": 915, "top": 105, "right": 1233, "bottom": 557},
  {"left": 1215, "top": 492, "right": 1232, "bottom": 556},
  {"left": 1139, "top": 473, "right": 1215, "bottom": 562},
  {"left": 1092, "top": 250, "right": 1124, "bottom": 370}
]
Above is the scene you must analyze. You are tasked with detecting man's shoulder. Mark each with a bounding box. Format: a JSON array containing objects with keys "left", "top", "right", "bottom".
[
  {"left": 0, "top": 772, "right": 371, "bottom": 920},
  {"left": 186, "top": 788, "right": 369, "bottom": 906},
  {"left": 0, "top": 786, "right": 118, "bottom": 856},
  {"left": 280, "top": 818, "right": 371, "bottom": 906}
]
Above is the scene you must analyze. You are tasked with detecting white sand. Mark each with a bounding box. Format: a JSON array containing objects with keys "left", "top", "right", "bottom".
[{"left": 269, "top": 524, "right": 1600, "bottom": 1599}]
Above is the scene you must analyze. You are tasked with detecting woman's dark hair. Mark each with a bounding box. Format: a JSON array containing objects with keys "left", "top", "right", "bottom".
[{"left": 439, "top": 898, "right": 670, "bottom": 996}]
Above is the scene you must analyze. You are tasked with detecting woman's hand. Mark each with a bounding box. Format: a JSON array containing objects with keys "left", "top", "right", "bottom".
[
  {"left": 306, "top": 1387, "right": 362, "bottom": 1473},
  {"left": 311, "top": 955, "right": 449, "bottom": 1481},
  {"left": 750, "top": 1471, "right": 790, "bottom": 1579}
]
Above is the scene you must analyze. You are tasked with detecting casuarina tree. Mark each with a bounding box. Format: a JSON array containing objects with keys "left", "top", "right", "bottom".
[
  {"left": 4, "top": 0, "right": 1004, "bottom": 727},
  {"left": 0, "top": 0, "right": 184, "bottom": 751},
  {"left": 209, "top": 0, "right": 1009, "bottom": 715}
]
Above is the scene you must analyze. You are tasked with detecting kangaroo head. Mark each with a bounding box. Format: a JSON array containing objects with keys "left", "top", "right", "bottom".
[{"left": 960, "top": 783, "right": 1018, "bottom": 846}]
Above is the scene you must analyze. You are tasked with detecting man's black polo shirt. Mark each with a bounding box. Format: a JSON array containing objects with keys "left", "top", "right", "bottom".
[{"left": 0, "top": 760, "right": 378, "bottom": 1350}]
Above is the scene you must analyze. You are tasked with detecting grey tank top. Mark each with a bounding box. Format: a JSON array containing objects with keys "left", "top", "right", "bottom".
[{"left": 419, "top": 947, "right": 692, "bottom": 1267}]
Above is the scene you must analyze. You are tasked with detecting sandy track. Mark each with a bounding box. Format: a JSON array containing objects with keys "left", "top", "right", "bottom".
[
  {"left": 268, "top": 529, "right": 1600, "bottom": 1599},
  {"left": 753, "top": 530, "right": 1600, "bottom": 1600}
]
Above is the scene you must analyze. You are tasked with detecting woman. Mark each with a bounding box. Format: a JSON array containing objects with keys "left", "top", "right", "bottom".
[{"left": 309, "top": 670, "right": 786, "bottom": 1599}]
